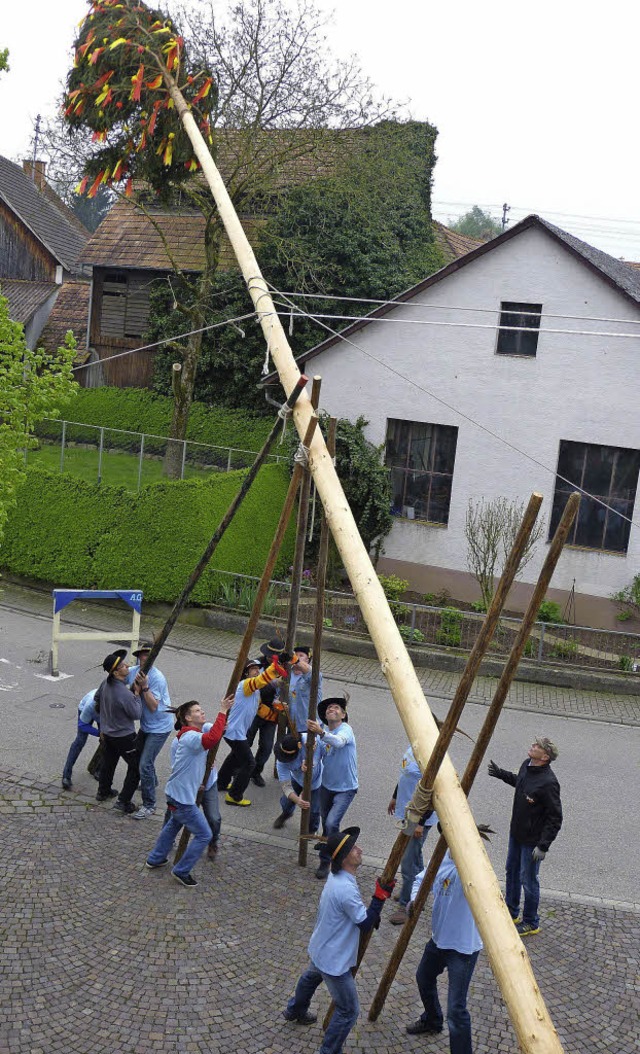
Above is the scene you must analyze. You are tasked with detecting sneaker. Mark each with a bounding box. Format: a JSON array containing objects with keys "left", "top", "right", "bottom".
[
  {"left": 315, "top": 861, "right": 330, "bottom": 880},
  {"left": 273, "top": 812, "right": 289, "bottom": 829},
  {"left": 406, "top": 1018, "right": 442, "bottom": 1036},
  {"left": 225, "top": 793, "right": 251, "bottom": 806},
  {"left": 515, "top": 921, "right": 540, "bottom": 937},
  {"left": 251, "top": 773, "right": 266, "bottom": 788},
  {"left": 131, "top": 806, "right": 156, "bottom": 820},
  {"left": 145, "top": 858, "right": 169, "bottom": 869},
  {"left": 282, "top": 1009, "right": 317, "bottom": 1025},
  {"left": 172, "top": 871, "right": 197, "bottom": 888},
  {"left": 389, "top": 906, "right": 408, "bottom": 925},
  {"left": 113, "top": 800, "right": 137, "bottom": 815},
  {"left": 61, "top": 777, "right": 72, "bottom": 790}
]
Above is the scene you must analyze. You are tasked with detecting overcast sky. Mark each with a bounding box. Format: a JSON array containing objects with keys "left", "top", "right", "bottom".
[{"left": 2, "top": 0, "right": 640, "bottom": 259}]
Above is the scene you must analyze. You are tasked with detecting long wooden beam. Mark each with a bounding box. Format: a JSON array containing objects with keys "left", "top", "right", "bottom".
[{"left": 167, "top": 77, "right": 565, "bottom": 1054}]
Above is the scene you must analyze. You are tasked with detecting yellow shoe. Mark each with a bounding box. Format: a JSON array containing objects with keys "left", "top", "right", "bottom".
[{"left": 225, "top": 793, "right": 251, "bottom": 807}]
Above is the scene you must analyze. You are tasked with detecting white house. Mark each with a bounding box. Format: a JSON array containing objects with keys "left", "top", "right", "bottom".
[{"left": 287, "top": 215, "right": 640, "bottom": 629}]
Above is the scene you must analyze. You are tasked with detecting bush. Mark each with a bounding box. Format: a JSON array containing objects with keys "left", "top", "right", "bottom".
[
  {"left": 399, "top": 625, "right": 425, "bottom": 644},
  {"left": 436, "top": 607, "right": 463, "bottom": 648},
  {"left": 0, "top": 464, "right": 295, "bottom": 603},
  {"left": 618, "top": 655, "right": 635, "bottom": 672},
  {"left": 34, "top": 387, "right": 273, "bottom": 455},
  {"left": 550, "top": 637, "right": 578, "bottom": 660},
  {"left": 612, "top": 575, "right": 640, "bottom": 622},
  {"left": 537, "top": 599, "right": 564, "bottom": 624}
]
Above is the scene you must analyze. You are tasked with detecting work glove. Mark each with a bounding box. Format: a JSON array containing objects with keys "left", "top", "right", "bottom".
[
  {"left": 532, "top": 846, "right": 546, "bottom": 863},
  {"left": 373, "top": 878, "right": 396, "bottom": 901},
  {"left": 488, "top": 759, "right": 501, "bottom": 778}
]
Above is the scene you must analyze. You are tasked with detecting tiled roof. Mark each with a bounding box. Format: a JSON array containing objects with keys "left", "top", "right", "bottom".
[
  {"left": 0, "top": 278, "right": 58, "bottom": 323},
  {"left": 37, "top": 281, "right": 91, "bottom": 354},
  {"left": 0, "top": 156, "right": 89, "bottom": 274},
  {"left": 432, "top": 221, "right": 482, "bottom": 262}
]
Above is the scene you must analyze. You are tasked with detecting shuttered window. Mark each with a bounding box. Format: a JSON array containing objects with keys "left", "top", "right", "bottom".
[{"left": 101, "top": 272, "right": 151, "bottom": 338}]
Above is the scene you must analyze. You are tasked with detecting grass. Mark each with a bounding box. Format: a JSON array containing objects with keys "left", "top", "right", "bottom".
[{"left": 27, "top": 443, "right": 222, "bottom": 491}]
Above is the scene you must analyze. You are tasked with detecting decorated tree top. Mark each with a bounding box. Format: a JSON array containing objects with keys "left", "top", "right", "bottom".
[{"left": 64, "top": 0, "right": 216, "bottom": 200}]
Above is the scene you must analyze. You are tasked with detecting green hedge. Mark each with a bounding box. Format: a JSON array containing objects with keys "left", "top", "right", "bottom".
[
  {"left": 1, "top": 464, "right": 294, "bottom": 603},
  {"left": 35, "top": 387, "right": 273, "bottom": 454}
]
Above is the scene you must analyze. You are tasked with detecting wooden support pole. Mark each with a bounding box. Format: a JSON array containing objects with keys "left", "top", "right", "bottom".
[
  {"left": 138, "top": 375, "right": 308, "bottom": 680},
  {"left": 174, "top": 411, "right": 318, "bottom": 865},
  {"left": 167, "top": 80, "right": 566, "bottom": 1053},
  {"left": 323, "top": 492, "right": 543, "bottom": 1029},
  {"left": 298, "top": 416, "right": 336, "bottom": 867},
  {"left": 368, "top": 492, "right": 581, "bottom": 1022}
]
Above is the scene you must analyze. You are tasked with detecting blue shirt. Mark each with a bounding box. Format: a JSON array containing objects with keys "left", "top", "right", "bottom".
[
  {"left": 395, "top": 746, "right": 438, "bottom": 826},
  {"left": 276, "top": 733, "right": 322, "bottom": 791},
  {"left": 319, "top": 722, "right": 358, "bottom": 792},
  {"left": 165, "top": 726, "right": 218, "bottom": 804},
  {"left": 78, "top": 690, "right": 99, "bottom": 736},
  {"left": 289, "top": 668, "right": 323, "bottom": 731},
  {"left": 127, "top": 665, "right": 173, "bottom": 734},
  {"left": 308, "top": 870, "right": 367, "bottom": 975},
  {"left": 170, "top": 723, "right": 218, "bottom": 791},
  {"left": 412, "top": 851, "right": 483, "bottom": 955}
]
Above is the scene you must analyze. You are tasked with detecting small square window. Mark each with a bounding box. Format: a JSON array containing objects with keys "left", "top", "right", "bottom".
[{"left": 496, "top": 301, "right": 542, "bottom": 357}]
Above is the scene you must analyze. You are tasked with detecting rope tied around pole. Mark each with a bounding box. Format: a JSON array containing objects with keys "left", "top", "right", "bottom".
[
  {"left": 404, "top": 782, "right": 433, "bottom": 826},
  {"left": 293, "top": 442, "right": 310, "bottom": 467}
]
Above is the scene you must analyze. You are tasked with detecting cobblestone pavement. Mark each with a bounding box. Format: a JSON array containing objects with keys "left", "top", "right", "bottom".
[
  {"left": 2, "top": 580, "right": 639, "bottom": 725},
  {"left": 0, "top": 769, "right": 638, "bottom": 1054}
]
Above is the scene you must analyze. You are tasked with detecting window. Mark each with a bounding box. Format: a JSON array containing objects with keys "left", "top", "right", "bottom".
[
  {"left": 496, "top": 301, "right": 542, "bottom": 357},
  {"left": 385, "top": 420, "right": 458, "bottom": 524},
  {"left": 550, "top": 440, "right": 640, "bottom": 553},
  {"left": 101, "top": 271, "right": 151, "bottom": 339}
]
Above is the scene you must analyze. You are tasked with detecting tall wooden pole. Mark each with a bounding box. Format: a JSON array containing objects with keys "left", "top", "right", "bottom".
[
  {"left": 323, "top": 492, "right": 543, "bottom": 1028},
  {"left": 368, "top": 493, "right": 581, "bottom": 1022},
  {"left": 298, "top": 416, "right": 337, "bottom": 866},
  {"left": 166, "top": 79, "right": 566, "bottom": 1053}
]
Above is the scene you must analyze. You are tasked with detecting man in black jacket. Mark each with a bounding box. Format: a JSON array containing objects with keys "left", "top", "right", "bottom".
[{"left": 488, "top": 736, "right": 562, "bottom": 937}]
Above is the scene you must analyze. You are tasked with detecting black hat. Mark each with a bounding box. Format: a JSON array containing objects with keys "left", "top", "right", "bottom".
[
  {"left": 132, "top": 641, "right": 154, "bottom": 657},
  {"left": 102, "top": 649, "right": 128, "bottom": 673},
  {"left": 293, "top": 646, "right": 311, "bottom": 660},
  {"left": 326, "top": 826, "right": 360, "bottom": 871},
  {"left": 317, "top": 696, "right": 348, "bottom": 724},
  {"left": 259, "top": 635, "right": 286, "bottom": 659},
  {"left": 274, "top": 733, "right": 302, "bottom": 765},
  {"left": 243, "top": 657, "right": 262, "bottom": 677}
]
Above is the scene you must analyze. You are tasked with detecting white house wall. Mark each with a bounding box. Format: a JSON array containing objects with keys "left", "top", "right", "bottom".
[{"left": 308, "top": 226, "right": 640, "bottom": 606}]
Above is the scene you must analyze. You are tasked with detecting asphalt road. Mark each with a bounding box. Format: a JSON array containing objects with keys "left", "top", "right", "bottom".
[{"left": 2, "top": 601, "right": 638, "bottom": 906}]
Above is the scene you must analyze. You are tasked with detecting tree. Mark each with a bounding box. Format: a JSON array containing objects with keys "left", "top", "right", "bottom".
[
  {"left": 464, "top": 496, "right": 543, "bottom": 609},
  {"left": 61, "top": 0, "right": 399, "bottom": 474},
  {"left": 0, "top": 296, "right": 78, "bottom": 545},
  {"left": 0, "top": 48, "right": 9, "bottom": 74},
  {"left": 149, "top": 119, "right": 443, "bottom": 410},
  {"left": 450, "top": 205, "right": 501, "bottom": 242}
]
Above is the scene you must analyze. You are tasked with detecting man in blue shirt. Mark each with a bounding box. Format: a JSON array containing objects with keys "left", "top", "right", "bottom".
[
  {"left": 406, "top": 827, "right": 492, "bottom": 1054},
  {"left": 288, "top": 646, "right": 323, "bottom": 732},
  {"left": 307, "top": 696, "right": 358, "bottom": 880},
  {"left": 283, "top": 826, "right": 395, "bottom": 1054},
  {"left": 61, "top": 689, "right": 102, "bottom": 790},
  {"left": 272, "top": 732, "right": 322, "bottom": 832},
  {"left": 126, "top": 643, "right": 173, "bottom": 820},
  {"left": 387, "top": 744, "right": 438, "bottom": 924}
]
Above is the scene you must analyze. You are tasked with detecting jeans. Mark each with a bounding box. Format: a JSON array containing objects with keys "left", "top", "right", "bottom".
[
  {"left": 287, "top": 962, "right": 359, "bottom": 1054},
  {"left": 202, "top": 783, "right": 221, "bottom": 845},
  {"left": 63, "top": 729, "right": 91, "bottom": 782},
  {"left": 279, "top": 778, "right": 320, "bottom": 833},
  {"left": 147, "top": 800, "right": 213, "bottom": 878},
  {"left": 137, "top": 730, "right": 170, "bottom": 808},
  {"left": 216, "top": 738, "right": 255, "bottom": 801},
  {"left": 505, "top": 835, "right": 541, "bottom": 927},
  {"left": 246, "top": 716, "right": 277, "bottom": 776},
  {"left": 98, "top": 733, "right": 139, "bottom": 803},
  {"left": 416, "top": 939, "right": 479, "bottom": 1054},
  {"left": 399, "top": 825, "right": 430, "bottom": 907},
  {"left": 318, "top": 787, "right": 357, "bottom": 861}
]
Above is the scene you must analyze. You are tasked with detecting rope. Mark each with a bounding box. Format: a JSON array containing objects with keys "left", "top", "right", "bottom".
[
  {"left": 293, "top": 443, "right": 310, "bottom": 467},
  {"left": 404, "top": 782, "right": 434, "bottom": 826}
]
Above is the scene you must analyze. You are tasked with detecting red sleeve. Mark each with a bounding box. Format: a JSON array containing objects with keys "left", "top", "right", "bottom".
[{"left": 201, "top": 711, "right": 227, "bottom": 750}]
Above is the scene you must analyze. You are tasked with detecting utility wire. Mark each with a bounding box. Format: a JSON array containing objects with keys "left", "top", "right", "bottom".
[
  {"left": 265, "top": 282, "right": 640, "bottom": 535},
  {"left": 72, "top": 311, "right": 257, "bottom": 372}
]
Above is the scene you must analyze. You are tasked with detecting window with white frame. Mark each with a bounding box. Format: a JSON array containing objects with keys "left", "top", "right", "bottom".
[
  {"left": 496, "top": 301, "right": 542, "bottom": 357},
  {"left": 550, "top": 440, "right": 640, "bottom": 553},
  {"left": 385, "top": 420, "right": 458, "bottom": 524}
]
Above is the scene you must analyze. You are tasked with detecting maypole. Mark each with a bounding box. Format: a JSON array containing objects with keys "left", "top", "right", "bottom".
[{"left": 65, "top": 7, "right": 564, "bottom": 1049}]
